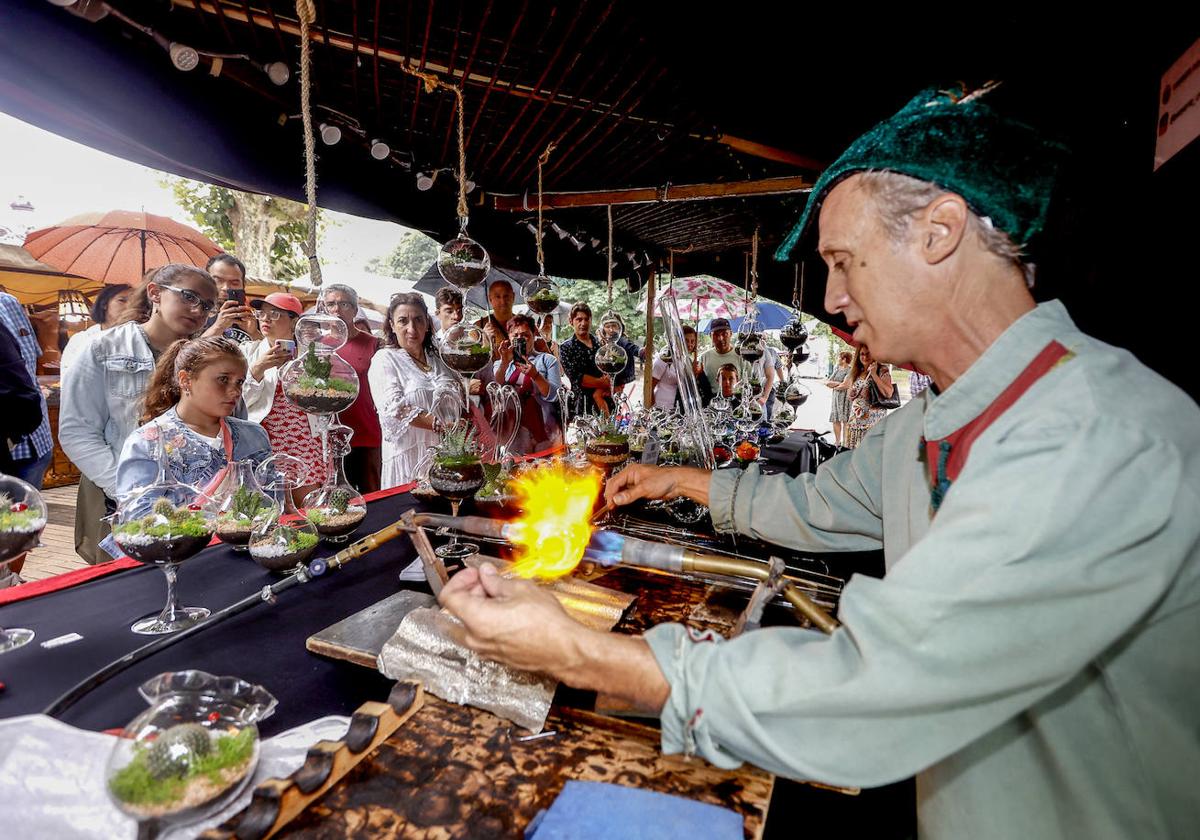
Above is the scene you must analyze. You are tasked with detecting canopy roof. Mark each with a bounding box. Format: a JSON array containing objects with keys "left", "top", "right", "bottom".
[{"left": 0, "top": 4, "right": 1195, "bottom": 395}]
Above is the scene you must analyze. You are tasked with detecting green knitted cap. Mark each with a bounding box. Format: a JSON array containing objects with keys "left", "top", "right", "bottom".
[{"left": 775, "top": 84, "right": 1069, "bottom": 261}]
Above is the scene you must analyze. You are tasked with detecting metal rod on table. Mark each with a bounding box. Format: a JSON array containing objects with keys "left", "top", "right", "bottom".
[{"left": 44, "top": 517, "right": 420, "bottom": 719}]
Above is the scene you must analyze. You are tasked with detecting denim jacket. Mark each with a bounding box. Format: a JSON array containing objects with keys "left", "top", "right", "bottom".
[
  {"left": 59, "top": 322, "right": 157, "bottom": 498},
  {"left": 116, "top": 406, "right": 272, "bottom": 503}
]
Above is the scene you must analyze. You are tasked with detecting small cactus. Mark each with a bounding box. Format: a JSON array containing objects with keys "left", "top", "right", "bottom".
[
  {"left": 152, "top": 498, "right": 177, "bottom": 519},
  {"left": 329, "top": 488, "right": 352, "bottom": 515},
  {"left": 145, "top": 723, "right": 212, "bottom": 780}
]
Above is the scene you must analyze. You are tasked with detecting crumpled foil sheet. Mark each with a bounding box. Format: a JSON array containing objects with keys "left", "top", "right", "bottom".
[
  {"left": 0, "top": 713, "right": 350, "bottom": 839},
  {"left": 378, "top": 606, "right": 557, "bottom": 732},
  {"left": 377, "top": 576, "right": 636, "bottom": 733}
]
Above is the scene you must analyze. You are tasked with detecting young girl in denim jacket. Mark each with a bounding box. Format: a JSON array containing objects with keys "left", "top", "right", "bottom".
[{"left": 116, "top": 337, "right": 273, "bottom": 504}]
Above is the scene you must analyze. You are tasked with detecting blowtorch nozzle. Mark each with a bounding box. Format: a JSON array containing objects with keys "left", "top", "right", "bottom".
[{"left": 584, "top": 530, "right": 685, "bottom": 572}]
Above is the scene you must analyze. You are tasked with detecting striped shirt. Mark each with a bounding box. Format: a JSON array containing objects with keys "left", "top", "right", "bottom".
[{"left": 0, "top": 293, "right": 52, "bottom": 461}]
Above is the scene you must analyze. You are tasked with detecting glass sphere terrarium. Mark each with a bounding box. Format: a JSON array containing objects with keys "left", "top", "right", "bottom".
[
  {"left": 521, "top": 274, "right": 561, "bottom": 315},
  {"left": 438, "top": 321, "right": 492, "bottom": 413},
  {"left": 0, "top": 475, "right": 46, "bottom": 652},
  {"left": 249, "top": 454, "right": 319, "bottom": 573},
  {"left": 598, "top": 309, "right": 625, "bottom": 345},
  {"left": 779, "top": 317, "right": 809, "bottom": 351},
  {"left": 210, "top": 461, "right": 277, "bottom": 551},
  {"left": 437, "top": 218, "right": 492, "bottom": 291},
  {"left": 282, "top": 341, "right": 359, "bottom": 417},
  {"left": 105, "top": 670, "right": 275, "bottom": 839}
]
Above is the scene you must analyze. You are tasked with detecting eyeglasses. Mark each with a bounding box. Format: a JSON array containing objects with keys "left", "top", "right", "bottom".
[
  {"left": 159, "top": 284, "right": 216, "bottom": 314},
  {"left": 254, "top": 308, "right": 295, "bottom": 322}
]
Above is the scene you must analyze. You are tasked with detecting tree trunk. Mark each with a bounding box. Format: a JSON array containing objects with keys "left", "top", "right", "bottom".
[{"left": 227, "top": 193, "right": 285, "bottom": 281}]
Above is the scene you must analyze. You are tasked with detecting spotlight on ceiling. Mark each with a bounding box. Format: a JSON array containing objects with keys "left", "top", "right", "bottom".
[
  {"left": 465, "top": 179, "right": 476, "bottom": 194},
  {"left": 369, "top": 139, "right": 391, "bottom": 160},
  {"left": 550, "top": 222, "right": 568, "bottom": 240},
  {"left": 262, "top": 61, "right": 290, "bottom": 86},
  {"left": 415, "top": 171, "right": 437, "bottom": 191},
  {"left": 167, "top": 41, "right": 201, "bottom": 71},
  {"left": 590, "top": 237, "right": 601, "bottom": 249},
  {"left": 319, "top": 123, "right": 342, "bottom": 145},
  {"left": 569, "top": 235, "right": 585, "bottom": 251},
  {"left": 525, "top": 222, "right": 539, "bottom": 235}
]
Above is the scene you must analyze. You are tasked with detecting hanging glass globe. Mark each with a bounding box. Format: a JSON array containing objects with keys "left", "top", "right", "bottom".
[
  {"left": 437, "top": 321, "right": 492, "bottom": 377},
  {"left": 784, "top": 381, "right": 811, "bottom": 407},
  {"left": 779, "top": 317, "right": 809, "bottom": 351},
  {"left": 595, "top": 341, "right": 629, "bottom": 376},
  {"left": 734, "top": 330, "right": 766, "bottom": 363},
  {"left": 598, "top": 309, "right": 624, "bottom": 345},
  {"left": 294, "top": 296, "right": 349, "bottom": 352},
  {"left": 792, "top": 342, "right": 811, "bottom": 364},
  {"left": 437, "top": 219, "right": 491, "bottom": 291},
  {"left": 281, "top": 341, "right": 359, "bottom": 416},
  {"left": 521, "top": 275, "right": 561, "bottom": 315}
]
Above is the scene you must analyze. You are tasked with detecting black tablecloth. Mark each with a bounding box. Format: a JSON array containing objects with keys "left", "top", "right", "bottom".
[{"left": 0, "top": 492, "right": 424, "bottom": 736}]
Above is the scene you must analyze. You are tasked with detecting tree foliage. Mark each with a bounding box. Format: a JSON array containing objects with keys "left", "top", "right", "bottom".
[
  {"left": 364, "top": 232, "right": 439, "bottom": 281},
  {"left": 164, "top": 177, "right": 312, "bottom": 281}
]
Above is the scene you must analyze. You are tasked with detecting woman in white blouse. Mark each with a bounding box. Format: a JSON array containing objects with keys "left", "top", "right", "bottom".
[{"left": 368, "top": 293, "right": 461, "bottom": 489}]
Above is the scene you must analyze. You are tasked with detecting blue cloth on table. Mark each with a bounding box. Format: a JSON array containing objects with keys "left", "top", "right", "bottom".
[{"left": 525, "top": 780, "right": 743, "bottom": 840}]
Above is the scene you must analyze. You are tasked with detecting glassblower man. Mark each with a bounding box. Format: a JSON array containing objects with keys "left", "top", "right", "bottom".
[{"left": 438, "top": 87, "right": 1200, "bottom": 840}]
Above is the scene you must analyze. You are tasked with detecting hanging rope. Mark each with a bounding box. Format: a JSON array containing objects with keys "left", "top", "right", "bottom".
[
  {"left": 750, "top": 226, "right": 759, "bottom": 299},
  {"left": 394, "top": 63, "right": 472, "bottom": 222},
  {"left": 295, "top": 0, "right": 322, "bottom": 286},
  {"left": 535, "top": 142, "right": 557, "bottom": 276},
  {"left": 795, "top": 262, "right": 806, "bottom": 314},
  {"left": 606, "top": 204, "right": 614, "bottom": 306}
]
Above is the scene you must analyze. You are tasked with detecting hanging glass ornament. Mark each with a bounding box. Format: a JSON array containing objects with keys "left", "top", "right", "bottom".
[
  {"left": 281, "top": 341, "right": 359, "bottom": 416},
  {"left": 784, "top": 380, "right": 811, "bottom": 407},
  {"left": 249, "top": 454, "right": 319, "bottom": 573},
  {"left": 294, "top": 302, "right": 349, "bottom": 352},
  {"left": 595, "top": 341, "right": 629, "bottom": 377},
  {"left": 734, "top": 329, "right": 766, "bottom": 364},
  {"left": 521, "top": 274, "right": 561, "bottom": 315},
  {"left": 438, "top": 322, "right": 492, "bottom": 377},
  {"left": 437, "top": 218, "right": 491, "bottom": 291},
  {"left": 779, "top": 317, "right": 809, "bottom": 351},
  {"left": 211, "top": 460, "right": 277, "bottom": 551},
  {"left": 598, "top": 309, "right": 625, "bottom": 345},
  {"left": 792, "top": 342, "right": 812, "bottom": 364}
]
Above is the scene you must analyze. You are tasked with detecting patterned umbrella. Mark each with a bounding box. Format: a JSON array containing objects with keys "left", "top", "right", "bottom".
[
  {"left": 24, "top": 210, "right": 222, "bottom": 286},
  {"left": 637, "top": 275, "right": 753, "bottom": 322}
]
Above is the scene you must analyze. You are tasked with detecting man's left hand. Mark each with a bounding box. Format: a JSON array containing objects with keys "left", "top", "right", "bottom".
[{"left": 438, "top": 563, "right": 584, "bottom": 674}]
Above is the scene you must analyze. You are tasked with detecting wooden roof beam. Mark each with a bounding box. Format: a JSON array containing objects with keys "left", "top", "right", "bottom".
[{"left": 489, "top": 175, "right": 813, "bottom": 211}]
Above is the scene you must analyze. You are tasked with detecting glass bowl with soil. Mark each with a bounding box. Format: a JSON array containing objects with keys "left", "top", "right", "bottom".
[
  {"left": 106, "top": 670, "right": 275, "bottom": 839},
  {"left": 437, "top": 225, "right": 491, "bottom": 291},
  {"left": 779, "top": 317, "right": 809, "bottom": 351},
  {"left": 428, "top": 422, "right": 486, "bottom": 562},
  {"left": 521, "top": 275, "right": 561, "bottom": 315},
  {"left": 249, "top": 454, "right": 321, "bottom": 573},
  {"left": 0, "top": 476, "right": 46, "bottom": 652},
  {"left": 210, "top": 461, "right": 277, "bottom": 551}
]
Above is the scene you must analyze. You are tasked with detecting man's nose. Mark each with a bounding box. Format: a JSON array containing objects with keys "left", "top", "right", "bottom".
[{"left": 824, "top": 270, "right": 849, "bottom": 316}]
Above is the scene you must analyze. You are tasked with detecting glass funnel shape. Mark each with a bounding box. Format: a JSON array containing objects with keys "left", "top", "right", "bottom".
[
  {"left": 210, "top": 460, "right": 277, "bottom": 551},
  {"left": 249, "top": 454, "right": 320, "bottom": 573},
  {"left": 302, "top": 423, "right": 366, "bottom": 543}
]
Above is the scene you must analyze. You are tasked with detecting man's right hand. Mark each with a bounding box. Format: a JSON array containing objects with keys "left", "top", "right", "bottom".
[
  {"left": 206, "top": 299, "right": 255, "bottom": 336},
  {"left": 251, "top": 343, "right": 293, "bottom": 380},
  {"left": 604, "top": 464, "right": 711, "bottom": 508}
]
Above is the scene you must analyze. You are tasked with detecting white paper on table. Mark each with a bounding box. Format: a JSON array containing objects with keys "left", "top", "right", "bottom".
[{"left": 0, "top": 712, "right": 351, "bottom": 839}]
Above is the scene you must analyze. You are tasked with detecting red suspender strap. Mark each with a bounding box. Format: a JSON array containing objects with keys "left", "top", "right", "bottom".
[{"left": 925, "top": 341, "right": 1072, "bottom": 510}]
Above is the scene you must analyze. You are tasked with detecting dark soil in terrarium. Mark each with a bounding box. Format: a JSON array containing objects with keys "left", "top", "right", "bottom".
[
  {"left": 312, "top": 508, "right": 366, "bottom": 538},
  {"left": 214, "top": 525, "right": 254, "bottom": 549},
  {"left": 526, "top": 295, "right": 560, "bottom": 315},
  {"left": 587, "top": 440, "right": 630, "bottom": 465},
  {"left": 429, "top": 462, "right": 485, "bottom": 500},
  {"left": 248, "top": 543, "right": 316, "bottom": 572},
  {"left": 442, "top": 353, "right": 490, "bottom": 375},
  {"left": 0, "top": 528, "right": 41, "bottom": 559},
  {"left": 285, "top": 389, "right": 356, "bottom": 414},
  {"left": 116, "top": 533, "right": 213, "bottom": 566},
  {"left": 780, "top": 333, "right": 807, "bottom": 350},
  {"left": 596, "top": 359, "right": 625, "bottom": 375}
]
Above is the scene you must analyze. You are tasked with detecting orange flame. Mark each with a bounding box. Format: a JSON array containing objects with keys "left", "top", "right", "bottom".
[{"left": 505, "top": 463, "right": 602, "bottom": 580}]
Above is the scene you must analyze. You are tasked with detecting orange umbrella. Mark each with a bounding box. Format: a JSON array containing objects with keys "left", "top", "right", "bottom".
[{"left": 24, "top": 210, "right": 222, "bottom": 286}]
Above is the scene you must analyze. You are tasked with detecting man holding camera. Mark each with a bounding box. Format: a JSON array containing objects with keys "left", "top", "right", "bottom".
[
  {"left": 201, "top": 254, "right": 258, "bottom": 344},
  {"left": 494, "top": 313, "right": 562, "bottom": 454}
]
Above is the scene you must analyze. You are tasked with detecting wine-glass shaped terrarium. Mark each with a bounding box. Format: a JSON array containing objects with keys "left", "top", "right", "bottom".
[
  {"left": 249, "top": 454, "right": 319, "bottom": 573},
  {"left": 585, "top": 414, "right": 630, "bottom": 477},
  {"left": 210, "top": 461, "right": 277, "bottom": 551},
  {"left": 105, "top": 670, "right": 276, "bottom": 839},
  {"left": 302, "top": 423, "right": 366, "bottom": 543},
  {"left": 428, "top": 421, "right": 486, "bottom": 562},
  {"left": 0, "top": 475, "right": 46, "bottom": 652},
  {"left": 111, "top": 432, "right": 217, "bottom": 635}
]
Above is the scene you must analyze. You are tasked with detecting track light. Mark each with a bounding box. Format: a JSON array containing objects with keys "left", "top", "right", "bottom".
[
  {"left": 261, "top": 61, "right": 290, "bottom": 86},
  {"left": 465, "top": 179, "right": 476, "bottom": 194},
  {"left": 415, "top": 171, "right": 437, "bottom": 191},
  {"left": 525, "top": 222, "right": 538, "bottom": 235},
  {"left": 569, "top": 235, "right": 585, "bottom": 250},
  {"left": 370, "top": 139, "right": 390, "bottom": 160},
  {"left": 319, "top": 122, "right": 342, "bottom": 145},
  {"left": 551, "top": 222, "right": 568, "bottom": 240},
  {"left": 590, "top": 237, "right": 601, "bottom": 249}
]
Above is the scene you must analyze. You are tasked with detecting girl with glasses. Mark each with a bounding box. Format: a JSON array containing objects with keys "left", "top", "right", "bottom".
[{"left": 59, "top": 264, "right": 219, "bottom": 563}]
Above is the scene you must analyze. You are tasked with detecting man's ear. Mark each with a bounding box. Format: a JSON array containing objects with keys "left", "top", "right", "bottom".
[{"left": 916, "top": 194, "right": 969, "bottom": 265}]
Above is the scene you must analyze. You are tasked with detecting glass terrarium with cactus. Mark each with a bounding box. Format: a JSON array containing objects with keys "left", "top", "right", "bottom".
[
  {"left": 0, "top": 480, "right": 47, "bottom": 560},
  {"left": 211, "top": 463, "right": 277, "bottom": 550},
  {"left": 113, "top": 497, "right": 215, "bottom": 567},
  {"left": 281, "top": 341, "right": 359, "bottom": 415},
  {"left": 304, "top": 487, "right": 367, "bottom": 542}
]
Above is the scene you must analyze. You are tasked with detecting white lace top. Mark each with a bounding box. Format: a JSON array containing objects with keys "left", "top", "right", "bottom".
[{"left": 367, "top": 347, "right": 461, "bottom": 489}]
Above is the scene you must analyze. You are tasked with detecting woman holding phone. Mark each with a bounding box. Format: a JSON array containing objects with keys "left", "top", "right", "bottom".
[{"left": 242, "top": 293, "right": 324, "bottom": 502}]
